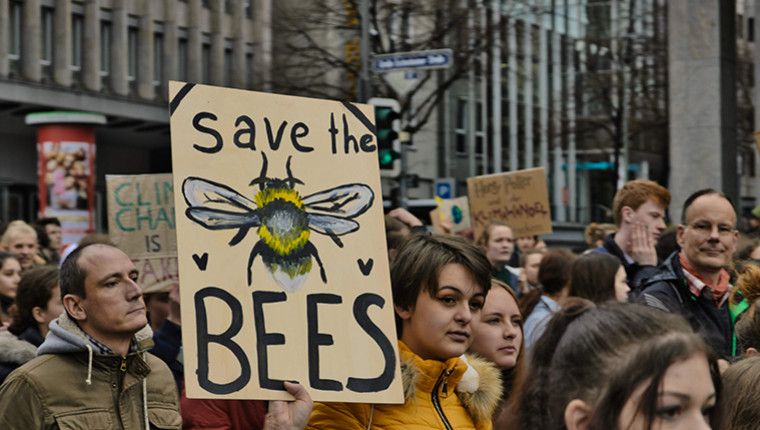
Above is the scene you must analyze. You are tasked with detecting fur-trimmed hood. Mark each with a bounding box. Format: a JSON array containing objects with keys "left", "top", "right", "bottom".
[
  {"left": 0, "top": 330, "right": 37, "bottom": 366},
  {"left": 398, "top": 341, "right": 502, "bottom": 426}
]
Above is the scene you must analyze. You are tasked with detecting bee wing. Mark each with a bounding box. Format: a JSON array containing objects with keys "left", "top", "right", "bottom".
[
  {"left": 302, "top": 183, "right": 374, "bottom": 219},
  {"left": 183, "top": 177, "right": 260, "bottom": 229},
  {"left": 307, "top": 214, "right": 360, "bottom": 237}
]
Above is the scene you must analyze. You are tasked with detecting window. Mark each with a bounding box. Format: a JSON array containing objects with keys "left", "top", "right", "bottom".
[
  {"left": 71, "top": 14, "right": 84, "bottom": 71},
  {"left": 41, "top": 8, "right": 54, "bottom": 65},
  {"left": 201, "top": 43, "right": 211, "bottom": 83},
  {"left": 245, "top": 52, "right": 254, "bottom": 89},
  {"left": 154, "top": 33, "right": 164, "bottom": 87},
  {"left": 127, "top": 26, "right": 138, "bottom": 82},
  {"left": 455, "top": 99, "right": 484, "bottom": 155},
  {"left": 178, "top": 38, "right": 188, "bottom": 82},
  {"left": 224, "top": 48, "right": 232, "bottom": 86},
  {"left": 749, "top": 17, "right": 755, "bottom": 42},
  {"left": 100, "top": 21, "right": 111, "bottom": 76},
  {"left": 9, "top": 2, "right": 22, "bottom": 58},
  {"left": 245, "top": 0, "right": 253, "bottom": 18}
]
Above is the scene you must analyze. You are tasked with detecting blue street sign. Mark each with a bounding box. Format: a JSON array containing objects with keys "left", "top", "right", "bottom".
[
  {"left": 373, "top": 49, "right": 454, "bottom": 73},
  {"left": 434, "top": 178, "right": 456, "bottom": 199}
]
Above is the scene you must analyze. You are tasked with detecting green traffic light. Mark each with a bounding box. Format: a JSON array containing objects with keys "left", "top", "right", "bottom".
[{"left": 379, "top": 148, "right": 400, "bottom": 167}]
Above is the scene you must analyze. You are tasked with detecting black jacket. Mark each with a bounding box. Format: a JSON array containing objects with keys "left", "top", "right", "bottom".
[{"left": 634, "top": 251, "right": 734, "bottom": 358}]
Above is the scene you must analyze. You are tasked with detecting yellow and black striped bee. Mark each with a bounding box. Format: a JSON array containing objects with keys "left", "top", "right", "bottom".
[{"left": 182, "top": 153, "right": 374, "bottom": 293}]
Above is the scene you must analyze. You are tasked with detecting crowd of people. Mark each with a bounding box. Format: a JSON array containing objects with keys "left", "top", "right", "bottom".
[{"left": 1, "top": 179, "right": 760, "bottom": 429}]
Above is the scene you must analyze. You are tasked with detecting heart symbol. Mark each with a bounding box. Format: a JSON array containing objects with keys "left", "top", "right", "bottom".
[
  {"left": 193, "top": 253, "right": 208, "bottom": 271},
  {"left": 358, "top": 258, "right": 373, "bottom": 276}
]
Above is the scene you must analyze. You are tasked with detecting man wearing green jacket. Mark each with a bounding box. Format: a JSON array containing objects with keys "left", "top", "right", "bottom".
[{"left": 0, "top": 243, "right": 181, "bottom": 429}]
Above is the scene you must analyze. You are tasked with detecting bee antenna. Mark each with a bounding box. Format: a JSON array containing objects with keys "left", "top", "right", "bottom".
[
  {"left": 250, "top": 152, "right": 269, "bottom": 189},
  {"left": 286, "top": 156, "right": 304, "bottom": 188}
]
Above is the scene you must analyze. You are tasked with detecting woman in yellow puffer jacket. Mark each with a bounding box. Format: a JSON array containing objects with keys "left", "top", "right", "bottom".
[{"left": 307, "top": 234, "right": 502, "bottom": 430}]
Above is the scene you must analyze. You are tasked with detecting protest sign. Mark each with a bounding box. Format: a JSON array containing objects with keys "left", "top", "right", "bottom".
[
  {"left": 429, "top": 208, "right": 445, "bottom": 234},
  {"left": 467, "top": 167, "right": 553, "bottom": 240},
  {"left": 106, "top": 174, "right": 178, "bottom": 294},
  {"left": 169, "top": 82, "right": 402, "bottom": 403},
  {"left": 435, "top": 196, "right": 471, "bottom": 233}
]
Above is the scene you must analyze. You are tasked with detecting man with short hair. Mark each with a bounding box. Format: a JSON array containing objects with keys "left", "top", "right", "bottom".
[
  {"left": 34, "top": 217, "right": 62, "bottom": 264},
  {"left": 1, "top": 220, "right": 42, "bottom": 270},
  {"left": 0, "top": 243, "right": 181, "bottom": 429},
  {"left": 636, "top": 189, "right": 739, "bottom": 358},
  {"left": 595, "top": 179, "right": 670, "bottom": 289},
  {"left": 518, "top": 248, "right": 544, "bottom": 294}
]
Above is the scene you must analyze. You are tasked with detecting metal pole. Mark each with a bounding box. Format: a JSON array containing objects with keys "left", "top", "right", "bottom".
[
  {"left": 467, "top": 1, "right": 477, "bottom": 177},
  {"left": 359, "top": 0, "right": 371, "bottom": 103},
  {"left": 491, "top": 0, "right": 502, "bottom": 173},
  {"left": 400, "top": 94, "right": 412, "bottom": 209}
]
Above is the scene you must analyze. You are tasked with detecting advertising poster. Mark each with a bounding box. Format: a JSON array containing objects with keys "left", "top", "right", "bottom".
[{"left": 38, "top": 136, "right": 96, "bottom": 245}]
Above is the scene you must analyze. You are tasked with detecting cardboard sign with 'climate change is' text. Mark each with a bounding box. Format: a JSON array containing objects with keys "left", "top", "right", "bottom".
[{"left": 106, "top": 174, "right": 178, "bottom": 294}]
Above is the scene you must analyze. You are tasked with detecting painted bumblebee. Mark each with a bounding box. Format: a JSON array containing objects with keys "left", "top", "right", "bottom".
[{"left": 182, "top": 153, "right": 374, "bottom": 292}]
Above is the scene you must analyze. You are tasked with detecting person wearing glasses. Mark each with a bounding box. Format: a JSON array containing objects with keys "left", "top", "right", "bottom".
[{"left": 636, "top": 189, "right": 739, "bottom": 359}]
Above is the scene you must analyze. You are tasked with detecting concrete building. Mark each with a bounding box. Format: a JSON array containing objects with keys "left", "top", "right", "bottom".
[
  {"left": 0, "top": 0, "right": 272, "bottom": 229},
  {"left": 439, "top": 0, "right": 669, "bottom": 227}
]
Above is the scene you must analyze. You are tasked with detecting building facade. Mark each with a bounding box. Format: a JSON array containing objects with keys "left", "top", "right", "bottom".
[{"left": 0, "top": 0, "right": 271, "bottom": 229}]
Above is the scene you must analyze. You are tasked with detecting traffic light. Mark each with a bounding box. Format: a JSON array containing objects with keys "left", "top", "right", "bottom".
[{"left": 368, "top": 98, "right": 401, "bottom": 177}]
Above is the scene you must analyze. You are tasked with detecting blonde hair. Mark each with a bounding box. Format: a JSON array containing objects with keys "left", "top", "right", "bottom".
[
  {"left": 1, "top": 220, "right": 37, "bottom": 248},
  {"left": 583, "top": 223, "right": 616, "bottom": 246}
]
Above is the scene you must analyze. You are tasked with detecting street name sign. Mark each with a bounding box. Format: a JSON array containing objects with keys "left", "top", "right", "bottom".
[{"left": 373, "top": 49, "right": 453, "bottom": 73}]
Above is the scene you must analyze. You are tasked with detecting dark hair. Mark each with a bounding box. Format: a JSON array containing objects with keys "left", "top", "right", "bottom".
[
  {"left": 655, "top": 227, "right": 680, "bottom": 262},
  {"left": 519, "top": 250, "right": 576, "bottom": 318},
  {"left": 32, "top": 224, "right": 50, "bottom": 249},
  {"left": 735, "top": 236, "right": 760, "bottom": 262},
  {"left": 717, "top": 355, "right": 760, "bottom": 430},
  {"left": 34, "top": 217, "right": 61, "bottom": 228},
  {"left": 391, "top": 234, "right": 492, "bottom": 337},
  {"left": 505, "top": 300, "right": 720, "bottom": 430},
  {"left": 568, "top": 252, "right": 622, "bottom": 303},
  {"left": 60, "top": 242, "right": 117, "bottom": 300},
  {"left": 538, "top": 249, "right": 576, "bottom": 295},
  {"left": 732, "top": 264, "right": 760, "bottom": 354},
  {"left": 8, "top": 265, "right": 60, "bottom": 335},
  {"left": 385, "top": 215, "right": 410, "bottom": 251},
  {"left": 681, "top": 188, "right": 735, "bottom": 225},
  {"left": 0, "top": 251, "right": 18, "bottom": 269}
]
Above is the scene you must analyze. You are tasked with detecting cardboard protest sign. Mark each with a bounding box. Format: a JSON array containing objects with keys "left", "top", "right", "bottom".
[
  {"left": 106, "top": 174, "right": 178, "bottom": 294},
  {"left": 429, "top": 208, "right": 446, "bottom": 234},
  {"left": 467, "top": 167, "right": 553, "bottom": 240},
  {"left": 435, "top": 196, "right": 471, "bottom": 233},
  {"left": 168, "top": 82, "right": 402, "bottom": 403}
]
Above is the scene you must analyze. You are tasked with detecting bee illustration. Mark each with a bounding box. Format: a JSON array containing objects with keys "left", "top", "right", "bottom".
[{"left": 182, "top": 153, "right": 374, "bottom": 293}]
